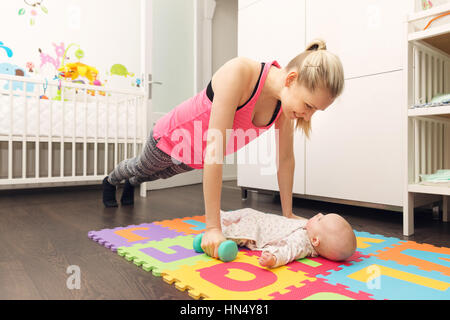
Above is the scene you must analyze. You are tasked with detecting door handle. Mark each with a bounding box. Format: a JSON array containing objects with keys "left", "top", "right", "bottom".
[{"left": 148, "top": 80, "right": 163, "bottom": 99}]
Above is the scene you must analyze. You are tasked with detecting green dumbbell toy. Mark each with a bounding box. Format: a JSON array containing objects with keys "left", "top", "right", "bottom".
[{"left": 193, "top": 233, "right": 238, "bottom": 262}]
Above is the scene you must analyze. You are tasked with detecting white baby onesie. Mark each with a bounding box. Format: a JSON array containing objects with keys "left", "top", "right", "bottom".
[{"left": 220, "top": 208, "right": 318, "bottom": 267}]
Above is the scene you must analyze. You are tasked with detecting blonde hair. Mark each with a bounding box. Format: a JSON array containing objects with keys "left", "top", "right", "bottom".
[{"left": 286, "top": 39, "right": 345, "bottom": 138}]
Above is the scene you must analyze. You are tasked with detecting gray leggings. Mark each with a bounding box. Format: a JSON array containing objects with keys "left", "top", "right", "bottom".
[{"left": 107, "top": 130, "right": 194, "bottom": 186}]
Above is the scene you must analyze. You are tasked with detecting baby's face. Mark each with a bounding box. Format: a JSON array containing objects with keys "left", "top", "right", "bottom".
[
  {"left": 305, "top": 212, "right": 327, "bottom": 234},
  {"left": 306, "top": 213, "right": 356, "bottom": 261},
  {"left": 306, "top": 212, "right": 320, "bottom": 226}
]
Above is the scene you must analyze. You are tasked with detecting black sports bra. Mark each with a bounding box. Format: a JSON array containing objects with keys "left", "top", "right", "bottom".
[{"left": 206, "top": 62, "right": 281, "bottom": 127}]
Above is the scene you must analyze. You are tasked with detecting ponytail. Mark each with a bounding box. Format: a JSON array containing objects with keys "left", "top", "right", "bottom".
[{"left": 305, "top": 39, "right": 327, "bottom": 51}]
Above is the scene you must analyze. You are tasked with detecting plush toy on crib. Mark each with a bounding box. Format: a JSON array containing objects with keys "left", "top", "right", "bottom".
[
  {"left": 58, "top": 62, "right": 97, "bottom": 84},
  {"left": 56, "top": 43, "right": 105, "bottom": 97},
  {"left": 57, "top": 62, "right": 105, "bottom": 96}
]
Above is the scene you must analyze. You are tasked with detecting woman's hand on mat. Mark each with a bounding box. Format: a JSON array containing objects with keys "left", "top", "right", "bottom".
[
  {"left": 285, "top": 213, "right": 308, "bottom": 221},
  {"left": 202, "top": 227, "right": 226, "bottom": 259}
]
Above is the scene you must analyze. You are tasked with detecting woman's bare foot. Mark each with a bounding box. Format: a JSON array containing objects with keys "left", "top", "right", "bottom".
[{"left": 258, "top": 251, "right": 276, "bottom": 268}]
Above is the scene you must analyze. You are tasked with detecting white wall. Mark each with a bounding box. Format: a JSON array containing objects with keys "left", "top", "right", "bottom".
[
  {"left": 212, "top": 0, "right": 238, "bottom": 73},
  {"left": 213, "top": 0, "right": 238, "bottom": 179},
  {"left": 0, "top": 0, "right": 141, "bottom": 90}
]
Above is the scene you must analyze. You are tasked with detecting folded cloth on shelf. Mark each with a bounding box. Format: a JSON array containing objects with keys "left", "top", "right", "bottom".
[
  {"left": 430, "top": 93, "right": 450, "bottom": 104},
  {"left": 420, "top": 169, "right": 450, "bottom": 187},
  {"left": 410, "top": 93, "right": 450, "bottom": 109}
]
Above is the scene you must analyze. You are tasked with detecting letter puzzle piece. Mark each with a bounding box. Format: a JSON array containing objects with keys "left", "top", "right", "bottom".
[
  {"left": 88, "top": 223, "right": 181, "bottom": 252},
  {"left": 117, "top": 235, "right": 213, "bottom": 276},
  {"left": 154, "top": 216, "right": 206, "bottom": 235},
  {"left": 242, "top": 248, "right": 371, "bottom": 277},
  {"left": 162, "top": 251, "right": 316, "bottom": 300},
  {"left": 288, "top": 252, "right": 371, "bottom": 277},
  {"left": 354, "top": 230, "right": 406, "bottom": 256},
  {"left": 372, "top": 241, "right": 450, "bottom": 276},
  {"left": 317, "top": 255, "right": 450, "bottom": 300},
  {"left": 268, "top": 278, "right": 374, "bottom": 300}
]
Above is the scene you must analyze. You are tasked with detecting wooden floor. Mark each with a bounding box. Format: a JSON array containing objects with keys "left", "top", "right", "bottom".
[{"left": 0, "top": 180, "right": 448, "bottom": 300}]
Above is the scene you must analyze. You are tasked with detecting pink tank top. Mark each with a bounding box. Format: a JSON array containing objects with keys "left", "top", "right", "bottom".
[{"left": 152, "top": 60, "right": 283, "bottom": 169}]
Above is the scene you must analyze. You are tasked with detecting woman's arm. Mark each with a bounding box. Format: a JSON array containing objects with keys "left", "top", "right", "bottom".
[
  {"left": 202, "top": 58, "right": 251, "bottom": 258},
  {"left": 277, "top": 157, "right": 295, "bottom": 217},
  {"left": 275, "top": 112, "right": 296, "bottom": 218}
]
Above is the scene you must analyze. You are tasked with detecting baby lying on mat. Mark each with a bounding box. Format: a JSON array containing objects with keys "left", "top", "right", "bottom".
[{"left": 220, "top": 208, "right": 356, "bottom": 268}]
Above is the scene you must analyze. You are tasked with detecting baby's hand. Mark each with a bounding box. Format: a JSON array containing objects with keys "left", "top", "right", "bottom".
[{"left": 258, "top": 251, "right": 277, "bottom": 268}]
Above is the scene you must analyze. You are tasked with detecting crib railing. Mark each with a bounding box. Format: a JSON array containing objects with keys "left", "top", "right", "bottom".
[
  {"left": 413, "top": 41, "right": 450, "bottom": 104},
  {"left": 0, "top": 74, "right": 147, "bottom": 187},
  {"left": 411, "top": 41, "right": 450, "bottom": 183},
  {"left": 412, "top": 117, "right": 449, "bottom": 183}
]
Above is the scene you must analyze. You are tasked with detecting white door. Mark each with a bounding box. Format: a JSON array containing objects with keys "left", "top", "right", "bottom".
[{"left": 140, "top": 0, "right": 212, "bottom": 192}]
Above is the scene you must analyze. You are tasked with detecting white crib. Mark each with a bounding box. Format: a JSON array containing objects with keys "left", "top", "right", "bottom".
[{"left": 0, "top": 74, "right": 147, "bottom": 191}]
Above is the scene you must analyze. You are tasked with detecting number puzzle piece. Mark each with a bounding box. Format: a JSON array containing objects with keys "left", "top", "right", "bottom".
[
  {"left": 88, "top": 223, "right": 181, "bottom": 252},
  {"left": 154, "top": 215, "right": 206, "bottom": 235},
  {"left": 354, "top": 231, "right": 406, "bottom": 255},
  {"left": 117, "top": 235, "right": 213, "bottom": 276},
  {"left": 162, "top": 251, "right": 316, "bottom": 300},
  {"left": 317, "top": 256, "right": 450, "bottom": 300},
  {"left": 268, "top": 279, "right": 375, "bottom": 300},
  {"left": 372, "top": 241, "right": 450, "bottom": 276}
]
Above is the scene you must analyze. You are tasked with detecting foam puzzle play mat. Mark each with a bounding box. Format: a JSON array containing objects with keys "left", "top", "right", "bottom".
[{"left": 88, "top": 210, "right": 450, "bottom": 300}]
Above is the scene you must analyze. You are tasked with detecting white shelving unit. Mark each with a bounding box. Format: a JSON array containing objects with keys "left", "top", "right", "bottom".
[{"left": 404, "top": 3, "right": 450, "bottom": 235}]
